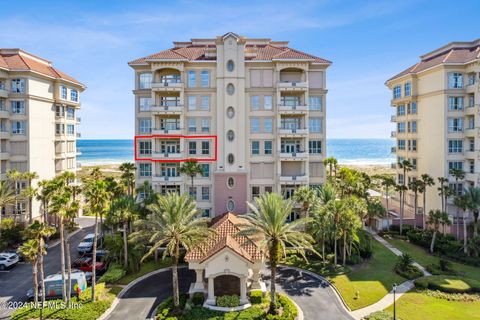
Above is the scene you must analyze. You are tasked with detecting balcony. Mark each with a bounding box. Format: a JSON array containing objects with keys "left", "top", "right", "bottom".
[
  {"left": 76, "top": 132, "right": 81, "bottom": 138},
  {"left": 76, "top": 117, "right": 81, "bottom": 123},
  {"left": 151, "top": 104, "right": 183, "bottom": 114},
  {"left": 151, "top": 81, "right": 183, "bottom": 92},
  {"left": 390, "top": 115, "right": 396, "bottom": 122},
  {"left": 152, "top": 127, "right": 182, "bottom": 135},
  {"left": 391, "top": 147, "right": 396, "bottom": 153},
  {"left": 152, "top": 175, "right": 182, "bottom": 183},
  {"left": 278, "top": 105, "right": 308, "bottom": 114},
  {"left": 0, "top": 108, "right": 9, "bottom": 118},
  {"left": 391, "top": 131, "right": 397, "bottom": 138},
  {"left": 0, "top": 151, "right": 9, "bottom": 160},
  {"left": 0, "top": 89, "right": 8, "bottom": 98},
  {"left": 464, "top": 127, "right": 477, "bottom": 137},
  {"left": 277, "top": 81, "right": 308, "bottom": 91},
  {"left": 152, "top": 151, "right": 182, "bottom": 159},
  {"left": 391, "top": 163, "right": 397, "bottom": 169},
  {"left": 0, "top": 129, "right": 10, "bottom": 139},
  {"left": 279, "top": 151, "right": 308, "bottom": 160},
  {"left": 279, "top": 174, "right": 308, "bottom": 183},
  {"left": 278, "top": 127, "right": 308, "bottom": 136}
]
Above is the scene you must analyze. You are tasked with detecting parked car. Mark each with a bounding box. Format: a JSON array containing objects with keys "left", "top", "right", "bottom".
[
  {"left": 56, "top": 269, "right": 93, "bottom": 285},
  {"left": 85, "top": 249, "right": 108, "bottom": 261},
  {"left": 27, "top": 271, "right": 87, "bottom": 301},
  {"left": 77, "top": 234, "right": 103, "bottom": 254},
  {"left": 0, "top": 252, "right": 19, "bottom": 270},
  {"left": 4, "top": 249, "right": 24, "bottom": 262},
  {"left": 72, "top": 257, "right": 106, "bottom": 273}
]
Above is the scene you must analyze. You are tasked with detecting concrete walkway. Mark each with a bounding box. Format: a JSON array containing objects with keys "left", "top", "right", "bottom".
[{"left": 351, "top": 230, "right": 431, "bottom": 319}]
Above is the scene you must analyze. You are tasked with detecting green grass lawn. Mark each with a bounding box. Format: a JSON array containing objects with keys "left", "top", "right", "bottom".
[
  {"left": 384, "top": 238, "right": 480, "bottom": 281},
  {"left": 330, "top": 239, "right": 406, "bottom": 310},
  {"left": 114, "top": 259, "right": 172, "bottom": 285},
  {"left": 384, "top": 290, "right": 480, "bottom": 320}
]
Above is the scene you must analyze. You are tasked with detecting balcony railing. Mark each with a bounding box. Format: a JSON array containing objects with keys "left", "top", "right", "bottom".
[
  {"left": 152, "top": 127, "right": 182, "bottom": 135},
  {"left": 279, "top": 174, "right": 308, "bottom": 182},
  {"left": 391, "top": 115, "right": 396, "bottom": 122},
  {"left": 76, "top": 132, "right": 81, "bottom": 138},
  {"left": 278, "top": 127, "right": 308, "bottom": 135},
  {"left": 279, "top": 151, "right": 308, "bottom": 159},
  {"left": 151, "top": 104, "right": 183, "bottom": 113},
  {"left": 151, "top": 81, "right": 183, "bottom": 91},
  {"left": 391, "top": 147, "right": 396, "bottom": 153},
  {"left": 76, "top": 117, "right": 81, "bottom": 123},
  {"left": 277, "top": 81, "right": 308, "bottom": 90},
  {"left": 0, "top": 89, "right": 8, "bottom": 98},
  {"left": 278, "top": 105, "right": 308, "bottom": 113},
  {"left": 391, "top": 163, "right": 397, "bottom": 169},
  {"left": 152, "top": 175, "right": 182, "bottom": 182},
  {"left": 391, "top": 131, "right": 397, "bottom": 138},
  {"left": 152, "top": 151, "right": 182, "bottom": 159}
]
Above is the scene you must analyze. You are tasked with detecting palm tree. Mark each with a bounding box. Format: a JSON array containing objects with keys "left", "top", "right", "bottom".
[
  {"left": 119, "top": 162, "right": 136, "bottom": 196},
  {"left": 109, "top": 196, "right": 136, "bottom": 269},
  {"left": 130, "top": 192, "right": 210, "bottom": 308},
  {"left": 36, "top": 179, "right": 56, "bottom": 223},
  {"left": 323, "top": 157, "right": 338, "bottom": 181},
  {"left": 311, "top": 201, "right": 333, "bottom": 264},
  {"left": 18, "top": 239, "right": 40, "bottom": 304},
  {"left": 179, "top": 159, "right": 204, "bottom": 191},
  {"left": 454, "top": 195, "right": 469, "bottom": 252},
  {"left": 465, "top": 186, "right": 480, "bottom": 238},
  {"left": 408, "top": 179, "right": 423, "bottom": 229},
  {"left": 420, "top": 174, "right": 435, "bottom": 229},
  {"left": 450, "top": 168, "right": 465, "bottom": 236},
  {"left": 366, "top": 198, "right": 387, "bottom": 230},
  {"left": 22, "top": 171, "right": 38, "bottom": 223},
  {"left": 398, "top": 160, "right": 412, "bottom": 235},
  {"left": 395, "top": 184, "right": 408, "bottom": 235},
  {"left": 437, "top": 177, "right": 449, "bottom": 212},
  {"left": 292, "top": 185, "right": 316, "bottom": 218},
  {"left": 64, "top": 199, "right": 79, "bottom": 302},
  {"left": 7, "top": 169, "right": 23, "bottom": 225},
  {"left": 380, "top": 175, "right": 396, "bottom": 230},
  {"left": 0, "top": 180, "right": 15, "bottom": 239},
  {"left": 83, "top": 179, "right": 110, "bottom": 302},
  {"left": 427, "top": 209, "right": 450, "bottom": 253},
  {"left": 238, "top": 192, "right": 314, "bottom": 314},
  {"left": 338, "top": 203, "right": 362, "bottom": 265}
]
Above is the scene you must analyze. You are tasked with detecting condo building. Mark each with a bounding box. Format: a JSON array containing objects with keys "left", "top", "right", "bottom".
[
  {"left": 129, "top": 32, "right": 331, "bottom": 218},
  {"left": 386, "top": 39, "right": 480, "bottom": 231},
  {"left": 0, "top": 49, "right": 84, "bottom": 223}
]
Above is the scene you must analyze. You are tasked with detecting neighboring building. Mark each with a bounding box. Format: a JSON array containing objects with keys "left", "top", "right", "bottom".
[
  {"left": 129, "top": 32, "right": 331, "bottom": 218},
  {"left": 0, "top": 49, "right": 84, "bottom": 223},
  {"left": 386, "top": 39, "right": 480, "bottom": 234}
]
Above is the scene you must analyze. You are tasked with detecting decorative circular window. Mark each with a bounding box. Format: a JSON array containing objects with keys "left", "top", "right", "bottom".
[
  {"left": 227, "top": 177, "right": 235, "bottom": 189},
  {"left": 227, "top": 200, "right": 235, "bottom": 212},
  {"left": 226, "top": 106, "right": 235, "bottom": 119},
  {"left": 227, "top": 153, "right": 235, "bottom": 165},
  {"left": 227, "top": 60, "right": 235, "bottom": 72},
  {"left": 227, "top": 130, "right": 235, "bottom": 141},
  {"left": 226, "top": 83, "right": 235, "bottom": 95}
]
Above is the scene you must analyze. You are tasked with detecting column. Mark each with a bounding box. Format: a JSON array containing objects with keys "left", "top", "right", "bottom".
[
  {"left": 206, "top": 276, "right": 215, "bottom": 305},
  {"left": 250, "top": 268, "right": 261, "bottom": 290},
  {"left": 239, "top": 276, "right": 248, "bottom": 305},
  {"left": 193, "top": 269, "right": 204, "bottom": 290}
]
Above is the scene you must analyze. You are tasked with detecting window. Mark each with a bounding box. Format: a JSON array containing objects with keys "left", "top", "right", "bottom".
[
  {"left": 250, "top": 118, "right": 260, "bottom": 133},
  {"left": 252, "top": 186, "right": 260, "bottom": 199},
  {"left": 227, "top": 60, "right": 235, "bottom": 72},
  {"left": 449, "top": 72, "right": 463, "bottom": 89},
  {"left": 450, "top": 183, "right": 464, "bottom": 197},
  {"left": 201, "top": 187, "right": 210, "bottom": 200},
  {"left": 189, "top": 187, "right": 197, "bottom": 198},
  {"left": 404, "top": 82, "right": 411, "bottom": 97},
  {"left": 281, "top": 96, "right": 301, "bottom": 107},
  {"left": 265, "top": 186, "right": 273, "bottom": 193},
  {"left": 226, "top": 200, "right": 235, "bottom": 211},
  {"left": 201, "top": 96, "right": 210, "bottom": 111},
  {"left": 139, "top": 141, "right": 151, "bottom": 155},
  {"left": 448, "top": 140, "right": 463, "bottom": 153},
  {"left": 227, "top": 153, "right": 234, "bottom": 164},
  {"left": 397, "top": 122, "right": 405, "bottom": 133},
  {"left": 264, "top": 118, "right": 273, "bottom": 133},
  {"left": 189, "top": 141, "right": 197, "bottom": 155},
  {"left": 61, "top": 86, "right": 67, "bottom": 100},
  {"left": 398, "top": 140, "right": 406, "bottom": 150},
  {"left": 309, "top": 118, "right": 321, "bottom": 133},
  {"left": 139, "top": 73, "right": 152, "bottom": 89},
  {"left": 251, "top": 96, "right": 260, "bottom": 111},
  {"left": 56, "top": 123, "right": 64, "bottom": 135},
  {"left": 468, "top": 73, "right": 476, "bottom": 85},
  {"left": 407, "top": 102, "right": 417, "bottom": 114},
  {"left": 470, "top": 160, "right": 475, "bottom": 174},
  {"left": 201, "top": 164, "right": 210, "bottom": 177},
  {"left": 201, "top": 118, "right": 210, "bottom": 133},
  {"left": 227, "top": 130, "right": 235, "bottom": 141},
  {"left": 226, "top": 83, "right": 235, "bottom": 95},
  {"left": 70, "top": 89, "right": 78, "bottom": 102},
  {"left": 139, "top": 163, "right": 151, "bottom": 177},
  {"left": 398, "top": 174, "right": 404, "bottom": 185},
  {"left": 410, "top": 158, "right": 417, "bottom": 170},
  {"left": 188, "top": 118, "right": 196, "bottom": 133},
  {"left": 448, "top": 118, "right": 463, "bottom": 132},
  {"left": 139, "top": 119, "right": 151, "bottom": 133},
  {"left": 227, "top": 177, "right": 235, "bottom": 188},
  {"left": 408, "top": 140, "right": 417, "bottom": 151},
  {"left": 264, "top": 140, "right": 272, "bottom": 155},
  {"left": 397, "top": 104, "right": 405, "bottom": 116},
  {"left": 12, "top": 121, "right": 26, "bottom": 135},
  {"left": 448, "top": 161, "right": 464, "bottom": 171},
  {"left": 11, "top": 101, "right": 25, "bottom": 114},
  {"left": 188, "top": 96, "right": 196, "bottom": 111},
  {"left": 139, "top": 97, "right": 151, "bottom": 112},
  {"left": 469, "top": 138, "right": 475, "bottom": 151},
  {"left": 393, "top": 85, "right": 401, "bottom": 99},
  {"left": 67, "top": 124, "right": 75, "bottom": 135},
  {"left": 469, "top": 95, "right": 475, "bottom": 108},
  {"left": 226, "top": 107, "right": 235, "bottom": 118},
  {"left": 309, "top": 96, "right": 322, "bottom": 111},
  {"left": 251, "top": 141, "right": 260, "bottom": 155},
  {"left": 309, "top": 140, "right": 322, "bottom": 154},
  {"left": 448, "top": 97, "right": 464, "bottom": 110},
  {"left": 201, "top": 70, "right": 209, "bottom": 87},
  {"left": 264, "top": 96, "right": 272, "bottom": 110},
  {"left": 202, "top": 141, "right": 210, "bottom": 155},
  {"left": 11, "top": 79, "right": 25, "bottom": 93},
  {"left": 188, "top": 71, "right": 196, "bottom": 87},
  {"left": 408, "top": 121, "right": 417, "bottom": 133},
  {"left": 66, "top": 107, "right": 75, "bottom": 119}
]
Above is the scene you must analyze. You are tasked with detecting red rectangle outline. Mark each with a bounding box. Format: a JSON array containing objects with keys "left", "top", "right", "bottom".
[{"left": 134, "top": 134, "right": 218, "bottom": 163}]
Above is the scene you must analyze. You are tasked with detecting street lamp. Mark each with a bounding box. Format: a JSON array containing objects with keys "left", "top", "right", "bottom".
[{"left": 393, "top": 283, "right": 397, "bottom": 320}]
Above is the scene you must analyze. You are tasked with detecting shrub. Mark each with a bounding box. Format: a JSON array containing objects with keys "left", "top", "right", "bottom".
[
  {"left": 216, "top": 295, "right": 240, "bottom": 308},
  {"left": 99, "top": 263, "right": 126, "bottom": 284},
  {"left": 249, "top": 290, "right": 263, "bottom": 304},
  {"left": 394, "top": 254, "right": 423, "bottom": 279},
  {"left": 415, "top": 275, "right": 480, "bottom": 294},
  {"left": 423, "top": 289, "right": 480, "bottom": 302},
  {"left": 191, "top": 292, "right": 204, "bottom": 306},
  {"left": 365, "top": 310, "right": 402, "bottom": 320},
  {"left": 156, "top": 295, "right": 187, "bottom": 320},
  {"left": 0, "top": 218, "right": 23, "bottom": 246}
]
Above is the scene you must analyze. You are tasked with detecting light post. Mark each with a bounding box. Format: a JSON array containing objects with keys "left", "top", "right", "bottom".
[{"left": 393, "top": 283, "right": 397, "bottom": 320}]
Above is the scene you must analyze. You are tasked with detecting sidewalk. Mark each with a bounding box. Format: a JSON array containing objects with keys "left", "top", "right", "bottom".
[{"left": 351, "top": 229, "right": 431, "bottom": 319}]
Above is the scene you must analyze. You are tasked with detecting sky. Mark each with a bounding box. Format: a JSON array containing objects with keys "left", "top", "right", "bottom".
[{"left": 1, "top": 0, "right": 479, "bottom": 139}]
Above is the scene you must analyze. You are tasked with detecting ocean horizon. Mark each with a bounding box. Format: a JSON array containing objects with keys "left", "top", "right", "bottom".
[{"left": 77, "top": 138, "right": 395, "bottom": 166}]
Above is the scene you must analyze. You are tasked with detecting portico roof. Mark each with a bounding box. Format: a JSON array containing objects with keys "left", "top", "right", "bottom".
[{"left": 185, "top": 212, "right": 263, "bottom": 263}]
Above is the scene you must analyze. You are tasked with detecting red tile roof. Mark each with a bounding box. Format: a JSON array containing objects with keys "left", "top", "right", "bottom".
[
  {"left": 0, "top": 49, "right": 84, "bottom": 87},
  {"left": 387, "top": 41, "right": 480, "bottom": 82},
  {"left": 184, "top": 212, "right": 263, "bottom": 263}
]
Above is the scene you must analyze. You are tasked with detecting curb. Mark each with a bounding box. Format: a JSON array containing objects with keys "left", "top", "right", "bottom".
[{"left": 289, "top": 296, "right": 304, "bottom": 320}]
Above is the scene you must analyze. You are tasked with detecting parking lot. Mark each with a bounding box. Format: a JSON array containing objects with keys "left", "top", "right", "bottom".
[{"left": 0, "top": 217, "right": 95, "bottom": 319}]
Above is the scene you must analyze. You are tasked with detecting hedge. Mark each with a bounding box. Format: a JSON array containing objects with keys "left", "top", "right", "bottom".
[
  {"left": 216, "top": 295, "right": 240, "bottom": 307},
  {"left": 99, "top": 263, "right": 126, "bottom": 283},
  {"left": 365, "top": 310, "right": 402, "bottom": 320},
  {"left": 415, "top": 275, "right": 480, "bottom": 294}
]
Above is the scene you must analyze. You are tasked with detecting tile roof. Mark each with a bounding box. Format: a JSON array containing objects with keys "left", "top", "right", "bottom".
[
  {"left": 184, "top": 212, "right": 263, "bottom": 263},
  {"left": 387, "top": 41, "right": 480, "bottom": 82},
  {"left": 0, "top": 49, "right": 84, "bottom": 87}
]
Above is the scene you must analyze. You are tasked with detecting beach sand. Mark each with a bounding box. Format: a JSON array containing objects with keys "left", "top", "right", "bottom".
[{"left": 78, "top": 163, "right": 123, "bottom": 178}]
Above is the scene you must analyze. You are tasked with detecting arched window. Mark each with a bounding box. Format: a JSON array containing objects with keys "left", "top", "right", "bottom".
[
  {"left": 227, "top": 153, "right": 234, "bottom": 165},
  {"left": 226, "top": 83, "right": 235, "bottom": 95},
  {"left": 227, "top": 130, "right": 235, "bottom": 141},
  {"left": 227, "top": 60, "right": 235, "bottom": 72},
  {"left": 226, "top": 106, "right": 235, "bottom": 119}
]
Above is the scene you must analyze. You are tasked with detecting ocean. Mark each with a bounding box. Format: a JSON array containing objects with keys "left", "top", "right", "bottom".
[{"left": 77, "top": 139, "right": 395, "bottom": 166}]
